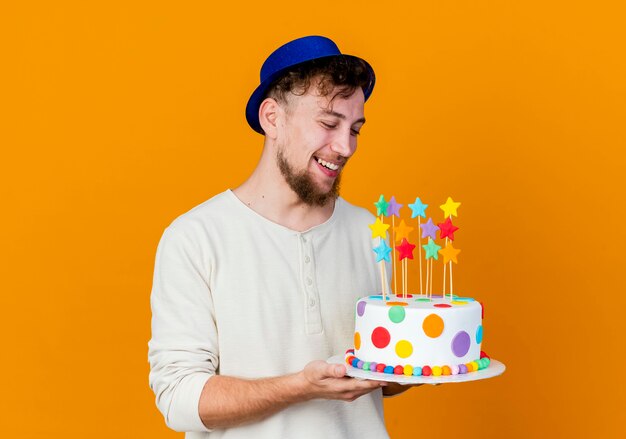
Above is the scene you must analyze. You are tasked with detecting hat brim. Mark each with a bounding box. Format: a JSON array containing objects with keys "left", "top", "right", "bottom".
[{"left": 245, "top": 54, "right": 375, "bottom": 134}]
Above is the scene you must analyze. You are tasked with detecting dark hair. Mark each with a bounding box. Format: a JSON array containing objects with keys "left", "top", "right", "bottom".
[{"left": 266, "top": 56, "right": 373, "bottom": 105}]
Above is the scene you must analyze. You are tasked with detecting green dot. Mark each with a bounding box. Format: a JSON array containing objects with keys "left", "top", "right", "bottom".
[
  {"left": 416, "top": 298, "right": 430, "bottom": 302},
  {"left": 388, "top": 305, "right": 406, "bottom": 323},
  {"left": 363, "top": 362, "right": 370, "bottom": 371}
]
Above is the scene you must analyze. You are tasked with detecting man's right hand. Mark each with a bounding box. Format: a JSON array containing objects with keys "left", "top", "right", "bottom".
[{"left": 296, "top": 360, "right": 387, "bottom": 402}]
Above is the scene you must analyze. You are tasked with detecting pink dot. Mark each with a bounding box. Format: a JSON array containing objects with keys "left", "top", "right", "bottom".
[{"left": 371, "top": 327, "right": 391, "bottom": 348}]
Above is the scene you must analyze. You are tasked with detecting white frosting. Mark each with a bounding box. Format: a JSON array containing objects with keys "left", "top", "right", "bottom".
[{"left": 354, "top": 296, "right": 483, "bottom": 367}]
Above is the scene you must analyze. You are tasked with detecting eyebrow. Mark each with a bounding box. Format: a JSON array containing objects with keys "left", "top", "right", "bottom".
[{"left": 320, "top": 109, "right": 366, "bottom": 125}]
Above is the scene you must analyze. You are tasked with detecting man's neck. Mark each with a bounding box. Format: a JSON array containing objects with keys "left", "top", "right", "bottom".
[{"left": 232, "top": 160, "right": 335, "bottom": 233}]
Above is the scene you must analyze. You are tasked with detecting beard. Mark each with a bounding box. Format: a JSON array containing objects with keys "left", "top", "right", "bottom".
[{"left": 276, "top": 149, "right": 341, "bottom": 207}]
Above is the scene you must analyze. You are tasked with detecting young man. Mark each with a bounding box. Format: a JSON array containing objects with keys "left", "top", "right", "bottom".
[{"left": 149, "top": 36, "right": 408, "bottom": 439}]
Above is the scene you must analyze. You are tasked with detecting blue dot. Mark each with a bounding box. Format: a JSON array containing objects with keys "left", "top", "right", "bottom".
[
  {"left": 476, "top": 325, "right": 483, "bottom": 344},
  {"left": 384, "top": 366, "right": 394, "bottom": 374}
]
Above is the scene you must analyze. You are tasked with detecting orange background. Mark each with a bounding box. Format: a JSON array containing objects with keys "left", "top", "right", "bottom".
[{"left": 2, "top": 1, "right": 625, "bottom": 438}]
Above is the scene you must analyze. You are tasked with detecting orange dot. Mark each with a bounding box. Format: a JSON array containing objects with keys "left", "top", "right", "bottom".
[
  {"left": 442, "top": 366, "right": 451, "bottom": 376},
  {"left": 386, "top": 301, "right": 408, "bottom": 306},
  {"left": 423, "top": 313, "right": 444, "bottom": 338},
  {"left": 354, "top": 332, "right": 361, "bottom": 350}
]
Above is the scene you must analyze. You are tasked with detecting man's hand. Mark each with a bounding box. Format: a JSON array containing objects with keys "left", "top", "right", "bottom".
[{"left": 297, "top": 360, "right": 387, "bottom": 402}]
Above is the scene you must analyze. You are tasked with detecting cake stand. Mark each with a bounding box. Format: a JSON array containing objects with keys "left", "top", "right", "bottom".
[{"left": 327, "top": 355, "right": 506, "bottom": 385}]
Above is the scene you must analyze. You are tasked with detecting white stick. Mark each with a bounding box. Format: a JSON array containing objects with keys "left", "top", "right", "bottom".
[
  {"left": 392, "top": 216, "right": 397, "bottom": 295},
  {"left": 443, "top": 258, "right": 447, "bottom": 298},
  {"left": 404, "top": 258, "right": 408, "bottom": 297},
  {"left": 425, "top": 256, "right": 430, "bottom": 300},
  {"left": 418, "top": 217, "right": 423, "bottom": 295},
  {"left": 450, "top": 260, "right": 454, "bottom": 298}
]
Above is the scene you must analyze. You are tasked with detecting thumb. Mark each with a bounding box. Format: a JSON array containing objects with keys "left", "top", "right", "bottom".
[{"left": 329, "top": 363, "right": 346, "bottom": 378}]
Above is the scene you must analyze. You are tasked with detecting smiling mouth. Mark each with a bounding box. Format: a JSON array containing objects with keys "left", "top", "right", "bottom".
[{"left": 315, "top": 156, "right": 340, "bottom": 171}]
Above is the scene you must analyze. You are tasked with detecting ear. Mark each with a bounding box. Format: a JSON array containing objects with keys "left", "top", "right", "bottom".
[{"left": 258, "top": 98, "right": 281, "bottom": 139}]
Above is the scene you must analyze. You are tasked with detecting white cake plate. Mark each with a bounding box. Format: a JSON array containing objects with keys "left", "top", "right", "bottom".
[{"left": 327, "top": 355, "right": 505, "bottom": 385}]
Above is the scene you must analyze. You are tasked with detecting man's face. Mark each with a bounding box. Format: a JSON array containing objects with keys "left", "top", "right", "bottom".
[{"left": 274, "top": 85, "right": 366, "bottom": 206}]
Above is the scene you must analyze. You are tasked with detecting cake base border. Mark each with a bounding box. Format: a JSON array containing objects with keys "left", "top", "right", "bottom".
[{"left": 327, "top": 355, "right": 505, "bottom": 385}]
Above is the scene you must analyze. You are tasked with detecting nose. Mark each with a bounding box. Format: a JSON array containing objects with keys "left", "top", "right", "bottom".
[{"left": 330, "top": 129, "right": 356, "bottom": 159}]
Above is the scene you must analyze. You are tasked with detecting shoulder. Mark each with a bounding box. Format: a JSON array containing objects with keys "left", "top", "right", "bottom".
[
  {"left": 168, "top": 191, "right": 233, "bottom": 229},
  {"left": 159, "top": 190, "right": 237, "bottom": 246},
  {"left": 335, "top": 197, "right": 376, "bottom": 227}
]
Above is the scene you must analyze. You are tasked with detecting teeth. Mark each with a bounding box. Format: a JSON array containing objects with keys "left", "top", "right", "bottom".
[{"left": 317, "top": 158, "right": 339, "bottom": 171}]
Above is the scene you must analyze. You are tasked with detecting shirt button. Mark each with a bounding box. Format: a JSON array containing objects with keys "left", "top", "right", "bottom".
[
  {"left": 304, "top": 256, "right": 311, "bottom": 263},
  {"left": 306, "top": 277, "right": 313, "bottom": 285},
  {"left": 309, "top": 298, "right": 316, "bottom": 307}
]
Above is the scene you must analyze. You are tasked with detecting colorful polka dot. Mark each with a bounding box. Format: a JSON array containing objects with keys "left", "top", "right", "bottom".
[
  {"left": 434, "top": 304, "right": 451, "bottom": 308},
  {"left": 423, "top": 313, "right": 444, "bottom": 338},
  {"left": 354, "top": 332, "right": 361, "bottom": 350},
  {"left": 396, "top": 294, "right": 413, "bottom": 298},
  {"left": 452, "top": 331, "right": 471, "bottom": 357},
  {"left": 432, "top": 366, "right": 442, "bottom": 376},
  {"left": 388, "top": 305, "right": 406, "bottom": 323},
  {"left": 395, "top": 340, "right": 413, "bottom": 358},
  {"left": 371, "top": 326, "right": 391, "bottom": 348},
  {"left": 386, "top": 301, "right": 408, "bottom": 306},
  {"left": 404, "top": 365, "right": 413, "bottom": 376},
  {"left": 450, "top": 301, "right": 469, "bottom": 306},
  {"left": 416, "top": 298, "right": 431, "bottom": 302},
  {"left": 476, "top": 325, "right": 483, "bottom": 344},
  {"left": 455, "top": 297, "right": 475, "bottom": 302},
  {"left": 357, "top": 301, "right": 366, "bottom": 316}
]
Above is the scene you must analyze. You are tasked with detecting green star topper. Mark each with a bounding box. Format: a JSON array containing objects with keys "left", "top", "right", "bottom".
[{"left": 422, "top": 237, "right": 442, "bottom": 260}]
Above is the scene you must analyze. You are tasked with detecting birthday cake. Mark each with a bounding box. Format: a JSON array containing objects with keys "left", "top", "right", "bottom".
[
  {"left": 346, "top": 294, "right": 488, "bottom": 376},
  {"left": 345, "top": 196, "right": 491, "bottom": 377}
]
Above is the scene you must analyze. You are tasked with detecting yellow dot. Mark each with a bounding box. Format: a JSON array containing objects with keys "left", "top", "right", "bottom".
[
  {"left": 354, "top": 332, "right": 361, "bottom": 350},
  {"left": 404, "top": 365, "right": 413, "bottom": 376},
  {"left": 471, "top": 361, "right": 479, "bottom": 371},
  {"left": 432, "top": 366, "right": 442, "bottom": 376},
  {"left": 450, "top": 301, "right": 469, "bottom": 306},
  {"left": 423, "top": 314, "right": 444, "bottom": 338},
  {"left": 395, "top": 340, "right": 413, "bottom": 358}
]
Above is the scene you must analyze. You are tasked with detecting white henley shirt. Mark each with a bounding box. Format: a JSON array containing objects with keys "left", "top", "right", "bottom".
[{"left": 148, "top": 190, "right": 389, "bottom": 438}]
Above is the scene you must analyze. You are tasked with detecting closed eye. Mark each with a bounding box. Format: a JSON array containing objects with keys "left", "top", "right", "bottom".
[{"left": 321, "top": 122, "right": 337, "bottom": 129}]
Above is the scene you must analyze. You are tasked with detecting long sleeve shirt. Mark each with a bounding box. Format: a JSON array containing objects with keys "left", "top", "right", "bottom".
[{"left": 148, "top": 190, "right": 389, "bottom": 438}]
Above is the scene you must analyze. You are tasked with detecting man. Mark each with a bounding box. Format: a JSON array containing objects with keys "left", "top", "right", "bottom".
[{"left": 148, "top": 35, "right": 409, "bottom": 439}]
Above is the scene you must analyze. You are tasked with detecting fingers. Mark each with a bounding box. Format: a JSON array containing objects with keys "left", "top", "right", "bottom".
[{"left": 301, "top": 360, "right": 388, "bottom": 401}]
